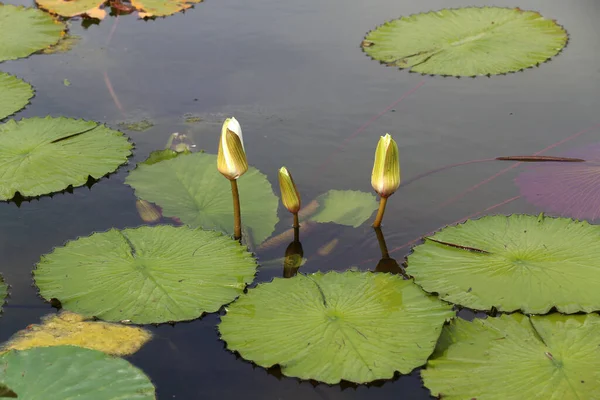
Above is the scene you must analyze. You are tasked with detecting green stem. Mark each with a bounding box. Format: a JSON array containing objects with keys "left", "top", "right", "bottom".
[
  {"left": 373, "top": 197, "right": 388, "bottom": 228},
  {"left": 231, "top": 179, "right": 242, "bottom": 240}
]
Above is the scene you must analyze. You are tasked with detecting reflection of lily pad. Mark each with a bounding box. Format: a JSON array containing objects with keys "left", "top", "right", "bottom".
[
  {"left": 36, "top": 0, "right": 106, "bottom": 19},
  {"left": 407, "top": 214, "right": 600, "bottom": 314},
  {"left": 0, "top": 346, "right": 155, "bottom": 399},
  {"left": 362, "top": 7, "right": 567, "bottom": 76},
  {"left": 131, "top": 0, "right": 202, "bottom": 18},
  {"left": 1, "top": 311, "right": 152, "bottom": 356},
  {"left": 0, "top": 275, "right": 7, "bottom": 315},
  {"left": 34, "top": 225, "right": 257, "bottom": 324},
  {"left": 422, "top": 313, "right": 600, "bottom": 400},
  {"left": 0, "top": 73, "right": 33, "bottom": 120},
  {"left": 0, "top": 4, "right": 65, "bottom": 62},
  {"left": 516, "top": 143, "right": 600, "bottom": 220},
  {"left": 219, "top": 271, "right": 454, "bottom": 384},
  {"left": 309, "top": 190, "right": 378, "bottom": 227},
  {"left": 125, "top": 152, "right": 279, "bottom": 245},
  {"left": 0, "top": 117, "right": 132, "bottom": 200}
]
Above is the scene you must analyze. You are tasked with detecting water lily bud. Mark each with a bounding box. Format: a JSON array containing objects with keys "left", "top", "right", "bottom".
[
  {"left": 278, "top": 167, "right": 301, "bottom": 214},
  {"left": 371, "top": 133, "right": 400, "bottom": 198},
  {"left": 217, "top": 117, "right": 248, "bottom": 180}
]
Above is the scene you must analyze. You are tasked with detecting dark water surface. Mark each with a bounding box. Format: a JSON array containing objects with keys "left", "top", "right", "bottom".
[{"left": 1, "top": 0, "right": 599, "bottom": 398}]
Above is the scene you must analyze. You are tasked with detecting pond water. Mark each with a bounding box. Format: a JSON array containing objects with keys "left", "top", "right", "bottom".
[{"left": 1, "top": 0, "right": 599, "bottom": 398}]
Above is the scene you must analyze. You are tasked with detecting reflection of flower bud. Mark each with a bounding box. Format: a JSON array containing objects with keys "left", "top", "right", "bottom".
[
  {"left": 278, "top": 167, "right": 301, "bottom": 214},
  {"left": 135, "top": 199, "right": 161, "bottom": 223},
  {"left": 371, "top": 133, "right": 400, "bottom": 198},
  {"left": 217, "top": 117, "right": 248, "bottom": 180},
  {"left": 283, "top": 241, "right": 304, "bottom": 278}
]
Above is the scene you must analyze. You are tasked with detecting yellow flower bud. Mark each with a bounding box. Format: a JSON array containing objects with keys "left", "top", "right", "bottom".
[
  {"left": 217, "top": 117, "right": 248, "bottom": 180},
  {"left": 371, "top": 133, "right": 400, "bottom": 198},
  {"left": 278, "top": 167, "right": 301, "bottom": 214}
]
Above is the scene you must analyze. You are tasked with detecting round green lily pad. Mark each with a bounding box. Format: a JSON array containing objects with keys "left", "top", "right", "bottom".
[
  {"left": 125, "top": 152, "right": 279, "bottom": 246},
  {"left": 0, "top": 4, "right": 65, "bottom": 62},
  {"left": 219, "top": 271, "right": 454, "bottom": 384},
  {"left": 0, "top": 346, "right": 155, "bottom": 399},
  {"left": 0, "top": 73, "right": 33, "bottom": 120},
  {"left": 34, "top": 225, "right": 258, "bottom": 324},
  {"left": 0, "top": 117, "right": 132, "bottom": 200},
  {"left": 309, "top": 190, "right": 378, "bottom": 228},
  {"left": 362, "top": 7, "right": 567, "bottom": 76},
  {"left": 407, "top": 214, "right": 600, "bottom": 314},
  {"left": 422, "top": 313, "right": 600, "bottom": 399}
]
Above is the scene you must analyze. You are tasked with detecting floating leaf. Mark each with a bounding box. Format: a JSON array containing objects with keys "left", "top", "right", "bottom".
[
  {"left": 362, "top": 7, "right": 567, "bottom": 76},
  {"left": 125, "top": 152, "right": 279, "bottom": 245},
  {"left": 422, "top": 313, "right": 600, "bottom": 399},
  {"left": 407, "top": 214, "right": 600, "bottom": 314},
  {"left": 219, "top": 271, "right": 454, "bottom": 384},
  {"left": 309, "top": 190, "right": 378, "bottom": 227},
  {"left": 516, "top": 143, "right": 600, "bottom": 220},
  {"left": 36, "top": 0, "right": 106, "bottom": 19},
  {"left": 0, "top": 73, "right": 33, "bottom": 120},
  {"left": 1, "top": 311, "right": 152, "bottom": 356},
  {"left": 0, "top": 117, "right": 132, "bottom": 200},
  {"left": 0, "top": 4, "right": 65, "bottom": 63},
  {"left": 34, "top": 225, "right": 257, "bottom": 324},
  {"left": 131, "top": 0, "right": 202, "bottom": 18},
  {"left": 139, "top": 149, "right": 187, "bottom": 167},
  {"left": 0, "top": 383, "right": 17, "bottom": 398},
  {"left": 0, "top": 346, "right": 155, "bottom": 399}
]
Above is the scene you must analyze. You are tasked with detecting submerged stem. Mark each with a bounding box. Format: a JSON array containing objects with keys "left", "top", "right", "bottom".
[
  {"left": 231, "top": 179, "right": 242, "bottom": 241},
  {"left": 373, "top": 197, "right": 388, "bottom": 228}
]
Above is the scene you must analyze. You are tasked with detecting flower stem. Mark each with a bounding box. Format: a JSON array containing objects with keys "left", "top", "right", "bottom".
[
  {"left": 373, "top": 197, "right": 388, "bottom": 228},
  {"left": 293, "top": 213, "right": 299, "bottom": 229},
  {"left": 231, "top": 179, "right": 242, "bottom": 240}
]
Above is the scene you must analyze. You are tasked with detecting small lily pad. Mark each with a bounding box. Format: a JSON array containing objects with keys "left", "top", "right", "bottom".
[
  {"left": 309, "top": 190, "right": 378, "bottom": 227},
  {"left": 125, "top": 152, "right": 279, "bottom": 245},
  {"left": 0, "top": 4, "right": 65, "bottom": 62},
  {"left": 131, "top": 0, "right": 202, "bottom": 18},
  {"left": 219, "top": 271, "right": 454, "bottom": 384},
  {"left": 36, "top": 0, "right": 106, "bottom": 19},
  {"left": 422, "top": 313, "right": 600, "bottom": 399},
  {"left": 362, "top": 7, "right": 567, "bottom": 76},
  {"left": 0, "top": 73, "right": 33, "bottom": 120},
  {"left": 1, "top": 311, "right": 152, "bottom": 356},
  {"left": 34, "top": 225, "right": 258, "bottom": 324},
  {"left": 407, "top": 214, "right": 600, "bottom": 314},
  {"left": 0, "top": 117, "right": 132, "bottom": 200},
  {"left": 0, "top": 346, "right": 155, "bottom": 399}
]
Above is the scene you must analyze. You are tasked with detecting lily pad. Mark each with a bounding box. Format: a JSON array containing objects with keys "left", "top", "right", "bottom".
[
  {"left": 407, "top": 214, "right": 600, "bottom": 314},
  {"left": 0, "top": 4, "right": 65, "bottom": 62},
  {"left": 422, "top": 313, "right": 600, "bottom": 399},
  {"left": 125, "top": 152, "right": 279, "bottom": 245},
  {"left": 0, "top": 117, "right": 132, "bottom": 201},
  {"left": 362, "top": 7, "right": 567, "bottom": 76},
  {"left": 309, "top": 190, "right": 378, "bottom": 227},
  {"left": 0, "top": 346, "right": 155, "bottom": 399},
  {"left": 0, "top": 73, "right": 33, "bottom": 120},
  {"left": 219, "top": 271, "right": 454, "bottom": 384},
  {"left": 36, "top": 0, "right": 106, "bottom": 19},
  {"left": 516, "top": 143, "right": 600, "bottom": 221},
  {"left": 1, "top": 311, "right": 152, "bottom": 356},
  {"left": 131, "top": 0, "right": 202, "bottom": 18},
  {"left": 34, "top": 225, "right": 258, "bottom": 324}
]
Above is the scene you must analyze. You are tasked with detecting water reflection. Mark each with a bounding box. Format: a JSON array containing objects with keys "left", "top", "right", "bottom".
[
  {"left": 283, "top": 227, "right": 303, "bottom": 278},
  {"left": 373, "top": 227, "right": 404, "bottom": 276}
]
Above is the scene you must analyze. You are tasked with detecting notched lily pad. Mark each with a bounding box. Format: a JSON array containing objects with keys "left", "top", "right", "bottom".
[
  {"left": 309, "top": 190, "right": 378, "bottom": 227},
  {"left": 362, "top": 7, "right": 567, "bottom": 76},
  {"left": 407, "top": 214, "right": 600, "bottom": 314},
  {"left": 0, "top": 346, "right": 155, "bottom": 399},
  {"left": 219, "top": 271, "right": 454, "bottom": 384},
  {"left": 34, "top": 225, "right": 258, "bottom": 324},
  {"left": 0, "top": 73, "right": 34, "bottom": 120},
  {"left": 0, "top": 4, "right": 65, "bottom": 62},
  {"left": 125, "top": 152, "right": 279, "bottom": 245},
  {"left": 0, "top": 117, "right": 132, "bottom": 201},
  {"left": 1, "top": 311, "right": 152, "bottom": 356},
  {"left": 423, "top": 313, "right": 600, "bottom": 399}
]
